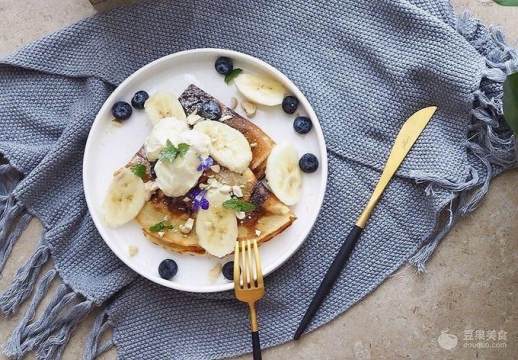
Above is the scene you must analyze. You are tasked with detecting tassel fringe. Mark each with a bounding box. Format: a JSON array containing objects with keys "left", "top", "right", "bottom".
[
  {"left": 3, "top": 275, "right": 93, "bottom": 359},
  {"left": 83, "top": 309, "right": 114, "bottom": 360},
  {"left": 0, "top": 161, "right": 26, "bottom": 273},
  {"left": 3, "top": 269, "right": 57, "bottom": 359},
  {"left": 0, "top": 242, "right": 50, "bottom": 316},
  {"left": 0, "top": 197, "right": 33, "bottom": 273},
  {"left": 0, "top": 160, "right": 95, "bottom": 359},
  {"left": 409, "top": 14, "right": 518, "bottom": 271}
]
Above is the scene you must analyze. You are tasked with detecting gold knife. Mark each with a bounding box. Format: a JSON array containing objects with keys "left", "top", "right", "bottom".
[{"left": 294, "top": 106, "right": 437, "bottom": 340}]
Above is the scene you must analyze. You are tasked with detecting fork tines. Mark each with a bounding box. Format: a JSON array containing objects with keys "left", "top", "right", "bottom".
[{"left": 234, "top": 239, "right": 264, "bottom": 290}]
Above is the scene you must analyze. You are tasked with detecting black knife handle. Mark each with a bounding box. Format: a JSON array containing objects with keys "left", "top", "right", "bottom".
[
  {"left": 294, "top": 225, "right": 363, "bottom": 340},
  {"left": 251, "top": 331, "right": 261, "bottom": 360}
]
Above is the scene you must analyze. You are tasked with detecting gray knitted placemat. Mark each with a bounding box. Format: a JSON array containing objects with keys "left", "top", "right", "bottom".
[{"left": 0, "top": 0, "right": 516, "bottom": 359}]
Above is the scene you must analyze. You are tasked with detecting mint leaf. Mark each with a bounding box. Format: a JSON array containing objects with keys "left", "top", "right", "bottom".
[
  {"left": 493, "top": 0, "right": 518, "bottom": 5},
  {"left": 149, "top": 221, "right": 174, "bottom": 233},
  {"left": 503, "top": 72, "right": 518, "bottom": 135},
  {"left": 225, "top": 68, "right": 242, "bottom": 84},
  {"left": 130, "top": 164, "right": 146, "bottom": 178},
  {"left": 176, "top": 143, "right": 190, "bottom": 157},
  {"left": 159, "top": 140, "right": 179, "bottom": 162},
  {"left": 223, "top": 197, "right": 256, "bottom": 212},
  {"left": 159, "top": 140, "right": 190, "bottom": 162}
]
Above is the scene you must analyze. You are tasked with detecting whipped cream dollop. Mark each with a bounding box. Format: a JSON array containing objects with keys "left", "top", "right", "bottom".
[
  {"left": 154, "top": 148, "right": 201, "bottom": 197},
  {"left": 179, "top": 130, "right": 211, "bottom": 158},
  {"left": 146, "top": 117, "right": 213, "bottom": 197},
  {"left": 144, "top": 117, "right": 189, "bottom": 161}
]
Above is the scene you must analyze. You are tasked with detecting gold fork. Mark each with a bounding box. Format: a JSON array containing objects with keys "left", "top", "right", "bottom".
[{"left": 234, "top": 239, "right": 264, "bottom": 360}]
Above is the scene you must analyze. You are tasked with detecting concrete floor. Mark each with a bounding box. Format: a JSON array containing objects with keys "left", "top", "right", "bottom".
[{"left": 0, "top": 0, "right": 517, "bottom": 359}]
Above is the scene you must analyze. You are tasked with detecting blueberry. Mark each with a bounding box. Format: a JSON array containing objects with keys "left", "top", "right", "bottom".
[
  {"left": 158, "top": 259, "right": 178, "bottom": 280},
  {"left": 282, "top": 96, "right": 299, "bottom": 114},
  {"left": 131, "top": 90, "right": 149, "bottom": 110},
  {"left": 222, "top": 261, "right": 234, "bottom": 281},
  {"left": 199, "top": 100, "right": 222, "bottom": 120},
  {"left": 215, "top": 57, "right": 233, "bottom": 75},
  {"left": 299, "top": 153, "right": 319, "bottom": 173},
  {"left": 293, "top": 116, "right": 312, "bottom": 134},
  {"left": 112, "top": 101, "right": 132, "bottom": 120}
]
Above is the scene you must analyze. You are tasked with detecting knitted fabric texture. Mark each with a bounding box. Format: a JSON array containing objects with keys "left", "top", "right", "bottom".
[{"left": 0, "top": 0, "right": 516, "bottom": 359}]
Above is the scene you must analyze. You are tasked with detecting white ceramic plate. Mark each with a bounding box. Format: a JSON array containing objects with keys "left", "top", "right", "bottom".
[{"left": 83, "top": 49, "right": 327, "bottom": 293}]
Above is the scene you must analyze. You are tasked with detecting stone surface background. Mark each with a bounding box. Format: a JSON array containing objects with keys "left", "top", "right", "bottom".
[{"left": 0, "top": 0, "right": 516, "bottom": 359}]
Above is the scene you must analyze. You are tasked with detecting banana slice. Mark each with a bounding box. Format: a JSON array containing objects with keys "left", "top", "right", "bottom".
[
  {"left": 195, "top": 189, "right": 238, "bottom": 257},
  {"left": 194, "top": 120, "right": 252, "bottom": 173},
  {"left": 234, "top": 74, "right": 286, "bottom": 106},
  {"left": 265, "top": 143, "right": 302, "bottom": 206},
  {"left": 144, "top": 92, "right": 187, "bottom": 125},
  {"left": 102, "top": 167, "right": 146, "bottom": 227}
]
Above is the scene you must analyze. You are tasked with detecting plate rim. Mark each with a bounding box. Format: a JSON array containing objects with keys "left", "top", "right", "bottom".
[{"left": 83, "top": 48, "right": 328, "bottom": 293}]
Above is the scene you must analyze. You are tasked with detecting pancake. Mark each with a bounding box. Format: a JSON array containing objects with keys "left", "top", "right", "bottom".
[
  {"left": 136, "top": 182, "right": 296, "bottom": 255},
  {"left": 128, "top": 85, "right": 295, "bottom": 256}
]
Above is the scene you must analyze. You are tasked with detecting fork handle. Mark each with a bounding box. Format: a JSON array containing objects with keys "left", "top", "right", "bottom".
[
  {"left": 251, "top": 331, "right": 261, "bottom": 360},
  {"left": 248, "top": 303, "right": 262, "bottom": 360}
]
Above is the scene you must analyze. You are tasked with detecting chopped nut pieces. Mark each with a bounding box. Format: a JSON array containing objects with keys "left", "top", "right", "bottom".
[
  {"left": 180, "top": 218, "right": 194, "bottom": 234},
  {"left": 128, "top": 245, "right": 139, "bottom": 256},
  {"left": 241, "top": 100, "right": 257, "bottom": 117},
  {"left": 186, "top": 110, "right": 203, "bottom": 125},
  {"left": 232, "top": 185, "right": 243, "bottom": 198}
]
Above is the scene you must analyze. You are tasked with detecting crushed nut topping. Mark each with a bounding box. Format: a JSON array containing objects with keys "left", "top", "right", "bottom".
[
  {"left": 186, "top": 110, "right": 203, "bottom": 125},
  {"left": 241, "top": 100, "right": 256, "bottom": 117},
  {"left": 232, "top": 185, "right": 243, "bottom": 198},
  {"left": 128, "top": 245, "right": 139, "bottom": 257},
  {"left": 180, "top": 218, "right": 194, "bottom": 234}
]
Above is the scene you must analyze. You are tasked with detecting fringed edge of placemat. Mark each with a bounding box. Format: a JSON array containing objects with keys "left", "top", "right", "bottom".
[
  {"left": 408, "top": 13, "right": 518, "bottom": 272},
  {"left": 0, "top": 164, "right": 101, "bottom": 359},
  {"left": 83, "top": 308, "right": 114, "bottom": 360},
  {"left": 3, "top": 270, "right": 94, "bottom": 359},
  {"left": 0, "top": 164, "right": 31, "bottom": 275}
]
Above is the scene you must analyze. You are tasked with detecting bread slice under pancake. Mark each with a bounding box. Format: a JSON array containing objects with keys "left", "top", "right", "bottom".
[{"left": 178, "top": 84, "right": 275, "bottom": 179}]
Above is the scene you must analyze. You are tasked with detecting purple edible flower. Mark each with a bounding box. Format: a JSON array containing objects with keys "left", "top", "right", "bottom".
[
  {"left": 194, "top": 190, "right": 204, "bottom": 202},
  {"left": 188, "top": 187, "right": 202, "bottom": 199},
  {"left": 197, "top": 156, "right": 214, "bottom": 172},
  {"left": 192, "top": 189, "right": 209, "bottom": 211},
  {"left": 200, "top": 198, "right": 209, "bottom": 210}
]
